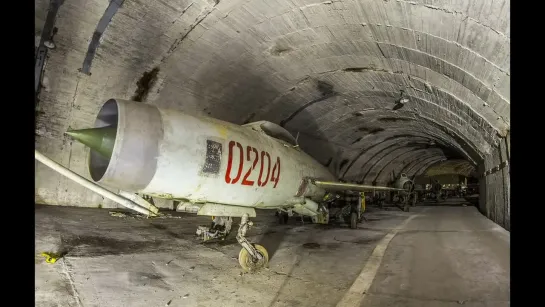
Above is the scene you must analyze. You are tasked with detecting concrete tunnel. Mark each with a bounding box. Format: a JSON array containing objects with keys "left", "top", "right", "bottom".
[
  {"left": 34, "top": 1, "right": 510, "bottom": 305},
  {"left": 34, "top": 0, "right": 510, "bottom": 233}
]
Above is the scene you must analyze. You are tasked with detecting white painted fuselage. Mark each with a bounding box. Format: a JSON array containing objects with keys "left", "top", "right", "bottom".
[{"left": 89, "top": 99, "right": 335, "bottom": 212}]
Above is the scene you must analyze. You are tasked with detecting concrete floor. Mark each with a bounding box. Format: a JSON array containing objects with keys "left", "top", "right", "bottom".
[{"left": 35, "top": 202, "right": 509, "bottom": 307}]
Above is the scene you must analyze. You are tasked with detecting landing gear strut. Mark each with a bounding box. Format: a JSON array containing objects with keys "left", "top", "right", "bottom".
[
  {"left": 350, "top": 211, "right": 358, "bottom": 229},
  {"left": 236, "top": 213, "right": 269, "bottom": 272},
  {"left": 196, "top": 216, "right": 233, "bottom": 241},
  {"left": 276, "top": 209, "right": 289, "bottom": 224}
]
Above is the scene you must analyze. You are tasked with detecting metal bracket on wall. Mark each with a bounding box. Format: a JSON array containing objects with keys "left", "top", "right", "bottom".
[{"left": 481, "top": 160, "right": 509, "bottom": 178}]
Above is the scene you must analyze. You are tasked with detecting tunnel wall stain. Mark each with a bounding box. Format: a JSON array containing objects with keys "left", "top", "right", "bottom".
[
  {"left": 280, "top": 80, "right": 337, "bottom": 127},
  {"left": 80, "top": 0, "right": 125, "bottom": 75},
  {"left": 132, "top": 67, "right": 160, "bottom": 102}
]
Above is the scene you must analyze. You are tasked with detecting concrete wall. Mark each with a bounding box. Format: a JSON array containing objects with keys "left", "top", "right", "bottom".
[{"left": 479, "top": 134, "right": 510, "bottom": 230}]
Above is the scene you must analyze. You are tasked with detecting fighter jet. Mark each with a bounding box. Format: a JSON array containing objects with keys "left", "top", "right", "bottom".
[{"left": 36, "top": 99, "right": 406, "bottom": 271}]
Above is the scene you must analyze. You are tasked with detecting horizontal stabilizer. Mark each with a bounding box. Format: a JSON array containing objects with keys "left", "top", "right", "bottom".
[{"left": 312, "top": 180, "right": 405, "bottom": 192}]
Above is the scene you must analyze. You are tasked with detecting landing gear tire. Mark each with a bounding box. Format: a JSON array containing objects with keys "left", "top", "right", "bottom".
[
  {"left": 350, "top": 212, "right": 358, "bottom": 229},
  {"left": 236, "top": 213, "right": 269, "bottom": 272},
  {"left": 238, "top": 244, "right": 269, "bottom": 272}
]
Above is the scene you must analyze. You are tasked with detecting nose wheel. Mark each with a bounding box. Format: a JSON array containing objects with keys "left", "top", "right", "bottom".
[
  {"left": 238, "top": 243, "right": 269, "bottom": 272},
  {"left": 236, "top": 213, "right": 269, "bottom": 272}
]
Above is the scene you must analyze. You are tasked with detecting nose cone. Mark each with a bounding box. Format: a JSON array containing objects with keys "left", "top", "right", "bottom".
[{"left": 65, "top": 126, "right": 117, "bottom": 159}]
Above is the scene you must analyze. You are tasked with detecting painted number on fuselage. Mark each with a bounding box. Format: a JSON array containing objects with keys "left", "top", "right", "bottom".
[{"left": 225, "top": 141, "right": 280, "bottom": 188}]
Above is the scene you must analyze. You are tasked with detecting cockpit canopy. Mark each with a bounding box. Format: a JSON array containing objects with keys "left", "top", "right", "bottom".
[{"left": 243, "top": 121, "right": 297, "bottom": 146}]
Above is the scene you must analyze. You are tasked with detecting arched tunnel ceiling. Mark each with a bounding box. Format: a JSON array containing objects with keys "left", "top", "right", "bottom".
[
  {"left": 35, "top": 0, "right": 510, "bottom": 185},
  {"left": 423, "top": 159, "right": 477, "bottom": 178}
]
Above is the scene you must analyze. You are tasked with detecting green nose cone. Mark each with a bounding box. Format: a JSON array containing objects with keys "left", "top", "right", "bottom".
[{"left": 65, "top": 126, "right": 117, "bottom": 159}]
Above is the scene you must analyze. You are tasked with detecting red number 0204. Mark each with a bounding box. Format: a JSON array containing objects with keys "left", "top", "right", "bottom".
[{"left": 224, "top": 141, "right": 280, "bottom": 188}]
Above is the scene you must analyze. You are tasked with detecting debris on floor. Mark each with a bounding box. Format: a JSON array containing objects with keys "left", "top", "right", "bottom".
[
  {"left": 155, "top": 214, "right": 183, "bottom": 219},
  {"left": 109, "top": 211, "right": 150, "bottom": 218},
  {"left": 109, "top": 211, "right": 128, "bottom": 218},
  {"left": 108, "top": 211, "right": 183, "bottom": 219},
  {"left": 303, "top": 242, "right": 321, "bottom": 249},
  {"left": 40, "top": 252, "right": 62, "bottom": 264}
]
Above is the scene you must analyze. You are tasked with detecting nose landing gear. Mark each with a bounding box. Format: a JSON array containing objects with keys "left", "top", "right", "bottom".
[
  {"left": 196, "top": 213, "right": 269, "bottom": 272},
  {"left": 236, "top": 213, "right": 269, "bottom": 272}
]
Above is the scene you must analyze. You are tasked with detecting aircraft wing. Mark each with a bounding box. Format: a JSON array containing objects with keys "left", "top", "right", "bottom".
[{"left": 312, "top": 180, "right": 405, "bottom": 192}]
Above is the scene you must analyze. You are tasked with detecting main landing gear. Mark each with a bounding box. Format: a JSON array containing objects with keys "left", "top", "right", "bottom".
[
  {"left": 196, "top": 216, "right": 233, "bottom": 241},
  {"left": 276, "top": 209, "right": 290, "bottom": 224},
  {"left": 196, "top": 213, "right": 269, "bottom": 272}
]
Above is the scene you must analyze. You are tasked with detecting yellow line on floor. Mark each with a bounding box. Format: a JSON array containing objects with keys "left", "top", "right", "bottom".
[{"left": 336, "top": 213, "right": 421, "bottom": 307}]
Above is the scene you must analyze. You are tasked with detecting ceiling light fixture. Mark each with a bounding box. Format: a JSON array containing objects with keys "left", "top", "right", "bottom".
[{"left": 393, "top": 90, "right": 409, "bottom": 110}]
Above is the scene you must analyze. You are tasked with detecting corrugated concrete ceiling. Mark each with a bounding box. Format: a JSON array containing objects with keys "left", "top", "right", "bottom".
[
  {"left": 34, "top": 0, "right": 509, "bottom": 205},
  {"left": 424, "top": 159, "right": 476, "bottom": 177}
]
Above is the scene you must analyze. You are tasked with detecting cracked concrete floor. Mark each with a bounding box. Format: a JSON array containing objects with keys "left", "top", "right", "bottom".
[{"left": 35, "top": 203, "right": 509, "bottom": 307}]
